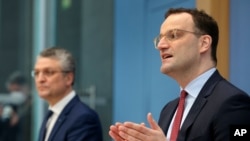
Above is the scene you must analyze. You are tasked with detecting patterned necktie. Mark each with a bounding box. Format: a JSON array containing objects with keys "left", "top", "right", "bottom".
[
  {"left": 170, "top": 90, "right": 187, "bottom": 141},
  {"left": 40, "top": 110, "right": 53, "bottom": 141}
]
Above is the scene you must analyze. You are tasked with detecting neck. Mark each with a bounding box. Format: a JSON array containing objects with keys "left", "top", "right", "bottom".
[
  {"left": 49, "top": 88, "right": 73, "bottom": 106},
  {"left": 172, "top": 63, "right": 215, "bottom": 88}
]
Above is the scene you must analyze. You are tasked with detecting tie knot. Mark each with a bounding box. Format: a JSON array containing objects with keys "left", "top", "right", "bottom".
[
  {"left": 180, "top": 90, "right": 187, "bottom": 99},
  {"left": 46, "top": 110, "right": 53, "bottom": 120}
]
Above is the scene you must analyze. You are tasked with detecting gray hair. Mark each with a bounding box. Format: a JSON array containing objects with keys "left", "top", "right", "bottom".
[{"left": 39, "top": 46, "right": 76, "bottom": 84}]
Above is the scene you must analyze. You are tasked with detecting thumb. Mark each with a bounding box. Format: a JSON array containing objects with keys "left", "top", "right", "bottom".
[{"left": 147, "top": 112, "right": 161, "bottom": 130}]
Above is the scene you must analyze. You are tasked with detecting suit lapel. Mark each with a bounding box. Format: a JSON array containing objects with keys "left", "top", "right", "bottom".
[
  {"left": 158, "top": 99, "right": 179, "bottom": 134},
  {"left": 178, "top": 70, "right": 223, "bottom": 140},
  {"left": 49, "top": 115, "right": 66, "bottom": 141},
  {"left": 39, "top": 117, "right": 48, "bottom": 141},
  {"left": 48, "top": 95, "right": 79, "bottom": 141},
  {"left": 179, "top": 96, "right": 207, "bottom": 140}
]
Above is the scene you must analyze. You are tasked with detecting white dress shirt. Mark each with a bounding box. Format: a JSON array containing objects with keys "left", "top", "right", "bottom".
[
  {"left": 166, "top": 68, "right": 216, "bottom": 140},
  {"left": 44, "top": 90, "right": 76, "bottom": 141}
]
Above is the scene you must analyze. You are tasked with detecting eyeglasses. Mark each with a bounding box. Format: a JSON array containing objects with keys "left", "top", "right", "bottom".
[
  {"left": 153, "top": 29, "right": 202, "bottom": 49},
  {"left": 31, "top": 69, "right": 69, "bottom": 78}
]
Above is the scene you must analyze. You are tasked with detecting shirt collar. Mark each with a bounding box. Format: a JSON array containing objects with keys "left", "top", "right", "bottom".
[
  {"left": 49, "top": 90, "right": 76, "bottom": 115},
  {"left": 181, "top": 68, "right": 216, "bottom": 98}
]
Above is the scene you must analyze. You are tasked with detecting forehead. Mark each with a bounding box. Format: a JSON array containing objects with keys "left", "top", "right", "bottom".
[
  {"left": 161, "top": 13, "right": 194, "bottom": 31},
  {"left": 34, "top": 57, "right": 61, "bottom": 70}
]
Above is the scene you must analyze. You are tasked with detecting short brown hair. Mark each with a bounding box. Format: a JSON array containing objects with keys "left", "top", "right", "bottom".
[{"left": 165, "top": 8, "right": 219, "bottom": 64}]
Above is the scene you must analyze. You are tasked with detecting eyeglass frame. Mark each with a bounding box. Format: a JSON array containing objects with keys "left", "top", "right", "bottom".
[
  {"left": 153, "top": 28, "right": 203, "bottom": 49},
  {"left": 31, "top": 69, "right": 70, "bottom": 78}
]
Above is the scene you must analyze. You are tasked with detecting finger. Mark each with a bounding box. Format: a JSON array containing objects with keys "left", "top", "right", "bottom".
[
  {"left": 110, "top": 125, "right": 119, "bottom": 132},
  {"left": 109, "top": 130, "right": 124, "bottom": 141},
  {"left": 110, "top": 122, "right": 124, "bottom": 132},
  {"left": 109, "top": 124, "right": 125, "bottom": 141},
  {"left": 140, "top": 122, "right": 146, "bottom": 126},
  {"left": 147, "top": 113, "right": 162, "bottom": 130},
  {"left": 123, "top": 122, "right": 147, "bottom": 133},
  {"left": 120, "top": 123, "right": 149, "bottom": 139},
  {"left": 110, "top": 123, "right": 124, "bottom": 138},
  {"left": 115, "top": 122, "right": 123, "bottom": 127},
  {"left": 118, "top": 130, "right": 141, "bottom": 141}
]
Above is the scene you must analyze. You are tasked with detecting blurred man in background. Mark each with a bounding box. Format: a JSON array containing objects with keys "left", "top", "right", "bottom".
[
  {"left": 33, "top": 47, "right": 103, "bottom": 141},
  {"left": 0, "top": 71, "right": 31, "bottom": 141}
]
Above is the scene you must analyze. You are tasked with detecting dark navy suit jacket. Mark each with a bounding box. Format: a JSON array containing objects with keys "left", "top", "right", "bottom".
[
  {"left": 39, "top": 95, "right": 103, "bottom": 141},
  {"left": 158, "top": 70, "right": 250, "bottom": 141}
]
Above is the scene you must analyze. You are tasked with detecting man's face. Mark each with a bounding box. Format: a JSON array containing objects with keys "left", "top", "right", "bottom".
[
  {"left": 157, "top": 13, "right": 202, "bottom": 77},
  {"left": 33, "top": 57, "right": 72, "bottom": 105}
]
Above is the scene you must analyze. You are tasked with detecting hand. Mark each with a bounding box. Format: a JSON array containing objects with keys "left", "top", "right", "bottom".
[
  {"left": 117, "top": 113, "right": 166, "bottom": 141},
  {"left": 109, "top": 122, "right": 127, "bottom": 141}
]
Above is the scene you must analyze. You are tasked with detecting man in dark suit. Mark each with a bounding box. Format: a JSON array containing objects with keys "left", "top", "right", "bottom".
[
  {"left": 109, "top": 8, "right": 250, "bottom": 141},
  {"left": 33, "top": 47, "right": 103, "bottom": 141}
]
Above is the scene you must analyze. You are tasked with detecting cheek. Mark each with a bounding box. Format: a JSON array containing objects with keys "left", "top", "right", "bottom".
[
  {"left": 180, "top": 40, "right": 199, "bottom": 54},
  {"left": 53, "top": 78, "right": 69, "bottom": 90},
  {"left": 174, "top": 43, "right": 198, "bottom": 64},
  {"left": 49, "top": 82, "right": 64, "bottom": 95}
]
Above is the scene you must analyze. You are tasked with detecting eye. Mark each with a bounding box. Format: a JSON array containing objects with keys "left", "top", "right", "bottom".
[
  {"left": 43, "top": 70, "right": 55, "bottom": 77},
  {"left": 166, "top": 30, "right": 177, "bottom": 40},
  {"left": 166, "top": 29, "right": 185, "bottom": 41}
]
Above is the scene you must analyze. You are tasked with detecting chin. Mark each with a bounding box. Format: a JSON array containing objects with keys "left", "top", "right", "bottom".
[
  {"left": 39, "top": 92, "right": 50, "bottom": 98},
  {"left": 160, "top": 66, "right": 170, "bottom": 74}
]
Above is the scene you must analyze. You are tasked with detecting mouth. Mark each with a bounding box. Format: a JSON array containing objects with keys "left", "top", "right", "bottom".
[
  {"left": 37, "top": 85, "right": 48, "bottom": 90},
  {"left": 161, "top": 54, "right": 173, "bottom": 59}
]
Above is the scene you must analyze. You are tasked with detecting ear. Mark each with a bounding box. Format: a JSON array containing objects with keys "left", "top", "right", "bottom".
[
  {"left": 199, "top": 35, "right": 212, "bottom": 53},
  {"left": 65, "top": 72, "right": 74, "bottom": 86}
]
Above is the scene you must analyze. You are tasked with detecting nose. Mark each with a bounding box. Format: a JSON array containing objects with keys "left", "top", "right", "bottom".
[
  {"left": 157, "top": 37, "right": 170, "bottom": 50},
  {"left": 35, "top": 73, "right": 46, "bottom": 83}
]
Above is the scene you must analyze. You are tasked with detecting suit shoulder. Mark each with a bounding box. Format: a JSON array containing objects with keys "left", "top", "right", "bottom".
[
  {"left": 73, "top": 100, "right": 99, "bottom": 117},
  {"left": 216, "top": 78, "right": 249, "bottom": 97}
]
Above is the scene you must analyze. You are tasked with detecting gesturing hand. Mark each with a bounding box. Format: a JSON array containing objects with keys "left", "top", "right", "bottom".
[{"left": 109, "top": 113, "right": 166, "bottom": 141}]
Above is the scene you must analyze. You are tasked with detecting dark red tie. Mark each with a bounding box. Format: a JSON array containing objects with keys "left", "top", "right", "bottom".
[{"left": 170, "top": 90, "right": 187, "bottom": 141}]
